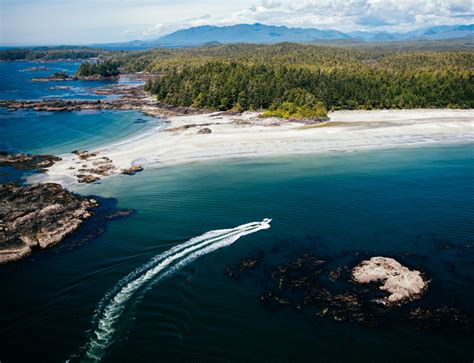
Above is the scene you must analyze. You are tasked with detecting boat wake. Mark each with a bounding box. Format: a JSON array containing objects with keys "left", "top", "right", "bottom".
[{"left": 76, "top": 219, "right": 271, "bottom": 362}]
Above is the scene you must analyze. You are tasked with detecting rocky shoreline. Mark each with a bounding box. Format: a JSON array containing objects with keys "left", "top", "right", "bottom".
[
  {"left": 0, "top": 152, "right": 61, "bottom": 172},
  {"left": 0, "top": 183, "right": 98, "bottom": 264},
  {"left": 32, "top": 74, "right": 118, "bottom": 82},
  {"left": 0, "top": 151, "right": 136, "bottom": 264},
  {"left": 0, "top": 84, "right": 206, "bottom": 117}
]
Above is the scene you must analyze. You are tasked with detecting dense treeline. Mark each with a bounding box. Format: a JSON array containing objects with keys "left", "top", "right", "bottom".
[
  {"left": 0, "top": 47, "right": 105, "bottom": 61},
  {"left": 3, "top": 42, "right": 473, "bottom": 113},
  {"left": 140, "top": 43, "right": 473, "bottom": 113},
  {"left": 76, "top": 61, "right": 120, "bottom": 77},
  {"left": 114, "top": 42, "right": 474, "bottom": 73}
]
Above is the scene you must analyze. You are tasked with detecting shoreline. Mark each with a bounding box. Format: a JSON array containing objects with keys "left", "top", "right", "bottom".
[
  {"left": 28, "top": 108, "right": 474, "bottom": 189},
  {"left": 0, "top": 84, "right": 205, "bottom": 117}
]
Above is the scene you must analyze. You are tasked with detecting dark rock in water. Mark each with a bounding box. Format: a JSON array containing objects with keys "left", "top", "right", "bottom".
[
  {"left": 230, "top": 245, "right": 472, "bottom": 334},
  {"left": 121, "top": 165, "right": 144, "bottom": 175},
  {"left": 197, "top": 127, "right": 212, "bottom": 134},
  {"left": 23, "top": 67, "right": 49, "bottom": 72},
  {"left": 72, "top": 150, "right": 97, "bottom": 160},
  {"left": 270, "top": 253, "right": 325, "bottom": 291},
  {"left": 0, "top": 83, "right": 206, "bottom": 117},
  {"left": 352, "top": 256, "right": 428, "bottom": 306},
  {"left": 407, "top": 306, "right": 473, "bottom": 334},
  {"left": 0, "top": 183, "right": 98, "bottom": 264},
  {"left": 77, "top": 174, "right": 100, "bottom": 184},
  {"left": 0, "top": 152, "right": 61, "bottom": 172},
  {"left": 225, "top": 250, "right": 264, "bottom": 279},
  {"left": 329, "top": 267, "right": 342, "bottom": 281},
  {"left": 105, "top": 209, "right": 135, "bottom": 220},
  {"left": 73, "top": 153, "right": 119, "bottom": 183},
  {"left": 260, "top": 291, "right": 292, "bottom": 307}
]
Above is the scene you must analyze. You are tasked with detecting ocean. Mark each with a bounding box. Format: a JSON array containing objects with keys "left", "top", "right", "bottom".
[{"left": 0, "top": 61, "right": 473, "bottom": 362}]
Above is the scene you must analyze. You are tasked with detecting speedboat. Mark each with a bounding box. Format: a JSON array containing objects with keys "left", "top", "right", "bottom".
[{"left": 263, "top": 218, "right": 272, "bottom": 224}]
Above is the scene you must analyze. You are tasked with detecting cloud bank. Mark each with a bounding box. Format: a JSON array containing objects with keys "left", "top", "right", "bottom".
[
  {"left": 1, "top": 0, "right": 472, "bottom": 45},
  {"left": 142, "top": 0, "right": 473, "bottom": 38}
]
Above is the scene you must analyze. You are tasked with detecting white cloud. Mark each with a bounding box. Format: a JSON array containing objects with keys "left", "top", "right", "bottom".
[
  {"left": 196, "top": 0, "right": 474, "bottom": 32},
  {"left": 1, "top": 0, "right": 472, "bottom": 45}
]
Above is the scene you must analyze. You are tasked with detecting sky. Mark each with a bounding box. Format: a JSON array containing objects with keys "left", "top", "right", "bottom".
[{"left": 0, "top": 0, "right": 472, "bottom": 45}]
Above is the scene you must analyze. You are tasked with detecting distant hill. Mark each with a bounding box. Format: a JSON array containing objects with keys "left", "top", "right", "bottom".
[
  {"left": 97, "top": 23, "right": 474, "bottom": 49},
  {"left": 156, "top": 23, "right": 351, "bottom": 46},
  {"left": 349, "top": 24, "right": 474, "bottom": 41}
]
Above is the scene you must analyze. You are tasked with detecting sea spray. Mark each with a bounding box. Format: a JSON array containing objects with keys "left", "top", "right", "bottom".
[{"left": 78, "top": 219, "right": 271, "bottom": 361}]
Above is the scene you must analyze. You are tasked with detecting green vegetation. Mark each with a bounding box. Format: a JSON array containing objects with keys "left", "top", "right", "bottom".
[
  {"left": 0, "top": 47, "right": 104, "bottom": 61},
  {"left": 3, "top": 42, "right": 473, "bottom": 113},
  {"left": 75, "top": 60, "right": 120, "bottom": 78},
  {"left": 52, "top": 71, "right": 69, "bottom": 79},
  {"left": 136, "top": 43, "right": 474, "bottom": 113}
]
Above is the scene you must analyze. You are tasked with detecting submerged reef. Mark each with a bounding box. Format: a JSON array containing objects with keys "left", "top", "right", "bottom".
[{"left": 226, "top": 244, "right": 473, "bottom": 334}]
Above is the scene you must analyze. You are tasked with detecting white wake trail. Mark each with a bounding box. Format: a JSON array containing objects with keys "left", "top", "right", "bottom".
[{"left": 79, "top": 219, "right": 271, "bottom": 362}]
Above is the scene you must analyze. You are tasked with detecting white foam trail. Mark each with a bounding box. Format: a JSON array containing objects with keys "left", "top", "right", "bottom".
[{"left": 80, "top": 219, "right": 271, "bottom": 362}]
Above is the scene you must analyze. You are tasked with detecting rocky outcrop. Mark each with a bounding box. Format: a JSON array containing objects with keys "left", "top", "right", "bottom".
[
  {"left": 70, "top": 151, "right": 120, "bottom": 183},
  {"left": 0, "top": 152, "right": 61, "bottom": 172},
  {"left": 0, "top": 84, "right": 207, "bottom": 117},
  {"left": 228, "top": 249, "right": 471, "bottom": 332},
  {"left": 164, "top": 123, "right": 214, "bottom": 133},
  {"left": 225, "top": 250, "right": 264, "bottom": 279},
  {"left": 23, "top": 67, "right": 49, "bottom": 72},
  {"left": 77, "top": 174, "right": 101, "bottom": 184},
  {"left": 352, "top": 256, "right": 427, "bottom": 305},
  {"left": 121, "top": 165, "right": 144, "bottom": 175},
  {"left": 72, "top": 150, "right": 97, "bottom": 160},
  {"left": 197, "top": 127, "right": 212, "bottom": 134},
  {"left": 33, "top": 74, "right": 117, "bottom": 82},
  {"left": 0, "top": 183, "right": 98, "bottom": 264}
]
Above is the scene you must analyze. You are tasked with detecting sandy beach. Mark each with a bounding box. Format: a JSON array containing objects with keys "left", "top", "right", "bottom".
[{"left": 31, "top": 109, "right": 474, "bottom": 188}]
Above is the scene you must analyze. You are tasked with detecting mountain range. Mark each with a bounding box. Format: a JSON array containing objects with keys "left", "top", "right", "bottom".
[{"left": 99, "top": 23, "right": 474, "bottom": 49}]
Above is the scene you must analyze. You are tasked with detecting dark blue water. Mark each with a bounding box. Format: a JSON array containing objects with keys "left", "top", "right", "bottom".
[{"left": 0, "top": 62, "right": 473, "bottom": 362}]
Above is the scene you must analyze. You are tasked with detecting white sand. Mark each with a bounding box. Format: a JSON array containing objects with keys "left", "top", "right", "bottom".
[{"left": 30, "top": 109, "right": 474, "bottom": 188}]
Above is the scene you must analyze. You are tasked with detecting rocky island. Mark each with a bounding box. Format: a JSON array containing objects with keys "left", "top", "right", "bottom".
[{"left": 352, "top": 256, "right": 428, "bottom": 305}]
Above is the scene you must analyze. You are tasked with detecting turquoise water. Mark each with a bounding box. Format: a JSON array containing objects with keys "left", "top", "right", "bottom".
[
  {"left": 0, "top": 62, "right": 473, "bottom": 362},
  {"left": 0, "top": 108, "right": 161, "bottom": 155}
]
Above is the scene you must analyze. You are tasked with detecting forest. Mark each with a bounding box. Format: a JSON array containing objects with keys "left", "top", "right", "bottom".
[
  {"left": 136, "top": 43, "right": 473, "bottom": 114},
  {"left": 0, "top": 47, "right": 104, "bottom": 61},
  {"left": 2, "top": 42, "right": 473, "bottom": 114},
  {"left": 75, "top": 60, "right": 120, "bottom": 77}
]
